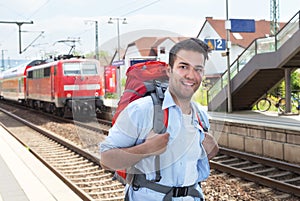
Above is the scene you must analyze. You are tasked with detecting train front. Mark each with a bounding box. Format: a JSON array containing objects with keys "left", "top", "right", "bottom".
[{"left": 61, "top": 59, "right": 104, "bottom": 118}]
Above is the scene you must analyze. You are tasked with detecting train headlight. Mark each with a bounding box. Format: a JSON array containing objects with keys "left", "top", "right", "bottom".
[
  {"left": 67, "top": 93, "right": 72, "bottom": 98},
  {"left": 95, "top": 92, "right": 99, "bottom": 97}
]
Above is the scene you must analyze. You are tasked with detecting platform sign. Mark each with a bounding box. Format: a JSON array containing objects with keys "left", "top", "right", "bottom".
[
  {"left": 215, "top": 39, "right": 226, "bottom": 50},
  {"left": 230, "top": 19, "right": 255, "bottom": 33},
  {"left": 204, "top": 39, "right": 226, "bottom": 51},
  {"left": 204, "top": 39, "right": 215, "bottom": 50},
  {"left": 112, "top": 60, "right": 125, "bottom": 66}
]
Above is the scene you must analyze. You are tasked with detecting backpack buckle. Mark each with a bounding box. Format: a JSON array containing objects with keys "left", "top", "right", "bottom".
[{"left": 173, "top": 186, "right": 188, "bottom": 197}]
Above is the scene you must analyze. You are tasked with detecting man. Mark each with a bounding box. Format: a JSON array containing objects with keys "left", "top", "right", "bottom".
[{"left": 100, "top": 38, "right": 217, "bottom": 201}]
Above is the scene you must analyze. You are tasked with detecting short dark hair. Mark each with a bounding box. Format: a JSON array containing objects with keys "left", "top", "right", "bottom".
[{"left": 169, "top": 38, "right": 211, "bottom": 68}]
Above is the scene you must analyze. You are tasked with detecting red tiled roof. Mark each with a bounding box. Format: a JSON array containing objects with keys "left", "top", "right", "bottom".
[
  {"left": 198, "top": 17, "right": 286, "bottom": 48},
  {"left": 128, "top": 37, "right": 158, "bottom": 56},
  {"left": 127, "top": 36, "right": 190, "bottom": 56}
]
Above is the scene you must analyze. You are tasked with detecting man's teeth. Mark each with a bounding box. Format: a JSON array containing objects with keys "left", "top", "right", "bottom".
[{"left": 183, "top": 82, "right": 194, "bottom": 86}]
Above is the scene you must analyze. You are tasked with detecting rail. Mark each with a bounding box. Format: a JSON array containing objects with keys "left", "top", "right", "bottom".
[
  {"left": 207, "top": 10, "right": 300, "bottom": 103},
  {"left": 211, "top": 147, "right": 300, "bottom": 197}
]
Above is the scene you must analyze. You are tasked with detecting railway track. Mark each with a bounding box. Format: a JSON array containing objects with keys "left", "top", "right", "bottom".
[
  {"left": 0, "top": 108, "right": 124, "bottom": 201},
  {"left": 0, "top": 101, "right": 299, "bottom": 199},
  {"left": 211, "top": 147, "right": 300, "bottom": 197}
]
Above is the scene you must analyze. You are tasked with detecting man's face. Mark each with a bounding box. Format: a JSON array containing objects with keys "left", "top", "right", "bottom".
[{"left": 167, "top": 49, "right": 205, "bottom": 101}]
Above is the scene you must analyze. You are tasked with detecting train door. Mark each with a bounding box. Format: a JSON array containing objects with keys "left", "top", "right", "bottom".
[
  {"left": 51, "top": 65, "right": 55, "bottom": 100},
  {"left": 26, "top": 71, "right": 32, "bottom": 97},
  {"left": 18, "top": 77, "right": 22, "bottom": 99}
]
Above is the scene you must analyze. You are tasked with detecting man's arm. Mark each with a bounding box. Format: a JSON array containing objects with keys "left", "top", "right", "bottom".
[{"left": 100, "top": 131, "right": 169, "bottom": 170}]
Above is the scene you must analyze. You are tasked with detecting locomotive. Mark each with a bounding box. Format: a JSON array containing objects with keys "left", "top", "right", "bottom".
[{"left": 0, "top": 56, "right": 105, "bottom": 118}]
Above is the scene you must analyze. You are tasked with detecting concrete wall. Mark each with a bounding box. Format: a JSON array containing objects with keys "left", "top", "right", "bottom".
[{"left": 209, "top": 119, "right": 300, "bottom": 164}]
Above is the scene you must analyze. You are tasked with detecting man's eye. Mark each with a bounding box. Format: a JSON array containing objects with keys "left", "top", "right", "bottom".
[
  {"left": 195, "top": 68, "right": 204, "bottom": 73},
  {"left": 179, "top": 65, "right": 188, "bottom": 69}
]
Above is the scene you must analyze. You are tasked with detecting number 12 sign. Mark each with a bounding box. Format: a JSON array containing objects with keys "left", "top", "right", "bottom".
[{"left": 204, "top": 39, "right": 226, "bottom": 51}]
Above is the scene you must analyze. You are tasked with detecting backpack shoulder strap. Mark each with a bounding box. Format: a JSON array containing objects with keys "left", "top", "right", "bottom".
[
  {"left": 149, "top": 80, "right": 168, "bottom": 182},
  {"left": 150, "top": 80, "right": 168, "bottom": 133},
  {"left": 192, "top": 102, "right": 209, "bottom": 132}
]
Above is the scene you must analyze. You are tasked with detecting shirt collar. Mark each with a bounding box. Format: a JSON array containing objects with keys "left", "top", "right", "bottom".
[{"left": 162, "top": 88, "right": 176, "bottom": 110}]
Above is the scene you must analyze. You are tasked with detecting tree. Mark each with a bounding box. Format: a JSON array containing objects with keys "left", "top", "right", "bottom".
[
  {"left": 278, "top": 70, "right": 300, "bottom": 96},
  {"left": 85, "top": 50, "right": 112, "bottom": 66},
  {"left": 291, "top": 70, "right": 300, "bottom": 91}
]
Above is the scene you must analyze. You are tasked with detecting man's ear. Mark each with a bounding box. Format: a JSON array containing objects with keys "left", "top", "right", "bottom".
[{"left": 166, "top": 65, "right": 171, "bottom": 76}]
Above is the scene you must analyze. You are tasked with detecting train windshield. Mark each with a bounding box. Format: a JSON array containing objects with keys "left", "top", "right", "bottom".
[{"left": 63, "top": 62, "right": 98, "bottom": 75}]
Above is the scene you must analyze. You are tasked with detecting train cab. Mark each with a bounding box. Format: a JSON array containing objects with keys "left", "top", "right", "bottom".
[{"left": 26, "top": 57, "right": 104, "bottom": 117}]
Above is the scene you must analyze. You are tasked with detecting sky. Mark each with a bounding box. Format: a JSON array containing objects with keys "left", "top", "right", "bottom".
[{"left": 0, "top": 0, "right": 299, "bottom": 61}]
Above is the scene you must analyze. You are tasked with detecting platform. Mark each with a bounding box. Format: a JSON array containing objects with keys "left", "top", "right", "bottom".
[
  {"left": 0, "top": 125, "right": 82, "bottom": 201},
  {"left": 209, "top": 110, "right": 300, "bottom": 131}
]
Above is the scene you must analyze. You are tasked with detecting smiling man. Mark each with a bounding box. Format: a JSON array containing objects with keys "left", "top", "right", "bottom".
[{"left": 100, "top": 38, "right": 215, "bottom": 201}]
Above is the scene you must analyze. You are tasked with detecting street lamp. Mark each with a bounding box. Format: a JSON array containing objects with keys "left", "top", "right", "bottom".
[
  {"left": 108, "top": 17, "right": 127, "bottom": 98},
  {"left": 108, "top": 17, "right": 127, "bottom": 60}
]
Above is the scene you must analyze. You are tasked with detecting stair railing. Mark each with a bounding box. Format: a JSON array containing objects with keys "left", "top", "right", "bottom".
[{"left": 207, "top": 10, "right": 300, "bottom": 104}]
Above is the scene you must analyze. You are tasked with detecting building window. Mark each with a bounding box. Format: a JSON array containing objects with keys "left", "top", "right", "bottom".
[{"left": 160, "top": 47, "right": 165, "bottom": 54}]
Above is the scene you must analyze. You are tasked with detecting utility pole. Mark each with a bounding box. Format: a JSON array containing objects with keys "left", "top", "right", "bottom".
[
  {"left": 225, "top": 0, "right": 232, "bottom": 113},
  {"left": 270, "top": 0, "right": 280, "bottom": 36},
  {"left": 95, "top": 21, "right": 99, "bottom": 60},
  {"left": 85, "top": 20, "right": 99, "bottom": 60},
  {"left": 0, "top": 21, "right": 33, "bottom": 54},
  {"left": 1, "top": 49, "right": 5, "bottom": 70}
]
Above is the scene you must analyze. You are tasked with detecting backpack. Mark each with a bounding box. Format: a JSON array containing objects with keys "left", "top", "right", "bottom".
[
  {"left": 112, "top": 61, "right": 169, "bottom": 125},
  {"left": 111, "top": 60, "right": 210, "bottom": 185},
  {"left": 112, "top": 61, "right": 169, "bottom": 184}
]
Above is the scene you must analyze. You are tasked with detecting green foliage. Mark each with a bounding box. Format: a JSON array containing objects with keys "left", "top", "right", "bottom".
[
  {"left": 193, "top": 85, "right": 207, "bottom": 106},
  {"left": 105, "top": 92, "right": 118, "bottom": 99},
  {"left": 278, "top": 71, "right": 300, "bottom": 96},
  {"left": 291, "top": 70, "right": 300, "bottom": 91}
]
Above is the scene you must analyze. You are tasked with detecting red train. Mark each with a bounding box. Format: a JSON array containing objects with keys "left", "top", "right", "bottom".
[{"left": 0, "top": 57, "right": 105, "bottom": 118}]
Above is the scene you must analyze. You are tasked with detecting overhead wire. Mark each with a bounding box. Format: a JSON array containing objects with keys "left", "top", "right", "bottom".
[
  {"left": 120, "top": 0, "right": 161, "bottom": 17},
  {"left": 0, "top": 0, "right": 52, "bottom": 55}
]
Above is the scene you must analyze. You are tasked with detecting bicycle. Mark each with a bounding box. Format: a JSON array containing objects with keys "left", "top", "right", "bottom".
[
  {"left": 277, "top": 91, "right": 300, "bottom": 114},
  {"left": 256, "top": 93, "right": 285, "bottom": 112}
]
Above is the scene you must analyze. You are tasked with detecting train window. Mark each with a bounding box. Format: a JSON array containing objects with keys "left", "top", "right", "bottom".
[
  {"left": 27, "top": 71, "right": 33, "bottom": 79},
  {"left": 38, "top": 69, "right": 43, "bottom": 78},
  {"left": 44, "top": 67, "right": 50, "bottom": 77},
  {"left": 33, "top": 70, "right": 37, "bottom": 79},
  {"left": 63, "top": 63, "right": 81, "bottom": 75},
  {"left": 82, "top": 63, "right": 97, "bottom": 75}
]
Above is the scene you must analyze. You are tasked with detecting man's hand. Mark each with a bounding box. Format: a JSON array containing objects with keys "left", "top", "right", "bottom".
[
  {"left": 202, "top": 132, "right": 219, "bottom": 160},
  {"left": 143, "top": 130, "right": 169, "bottom": 156}
]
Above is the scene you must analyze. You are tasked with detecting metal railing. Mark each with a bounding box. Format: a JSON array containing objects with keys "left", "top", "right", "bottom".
[{"left": 207, "top": 11, "right": 300, "bottom": 103}]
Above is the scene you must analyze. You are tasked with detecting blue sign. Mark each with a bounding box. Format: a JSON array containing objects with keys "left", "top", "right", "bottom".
[
  {"left": 112, "top": 60, "right": 125, "bottom": 66},
  {"left": 230, "top": 19, "right": 255, "bottom": 33},
  {"left": 204, "top": 39, "right": 226, "bottom": 51},
  {"left": 204, "top": 39, "right": 215, "bottom": 50},
  {"left": 215, "top": 39, "right": 226, "bottom": 50}
]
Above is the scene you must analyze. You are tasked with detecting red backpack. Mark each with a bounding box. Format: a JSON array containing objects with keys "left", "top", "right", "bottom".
[
  {"left": 111, "top": 60, "right": 207, "bottom": 185},
  {"left": 112, "top": 61, "right": 169, "bottom": 184},
  {"left": 112, "top": 61, "right": 169, "bottom": 125}
]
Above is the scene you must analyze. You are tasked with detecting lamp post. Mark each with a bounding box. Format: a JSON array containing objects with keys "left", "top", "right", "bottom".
[
  {"left": 108, "top": 17, "right": 127, "bottom": 60},
  {"left": 108, "top": 17, "right": 127, "bottom": 97}
]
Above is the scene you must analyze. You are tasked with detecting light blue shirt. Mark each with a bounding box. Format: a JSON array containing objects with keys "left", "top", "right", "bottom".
[{"left": 100, "top": 88, "right": 211, "bottom": 201}]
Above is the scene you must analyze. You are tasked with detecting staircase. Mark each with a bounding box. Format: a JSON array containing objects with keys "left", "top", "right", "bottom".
[{"left": 208, "top": 11, "right": 300, "bottom": 111}]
